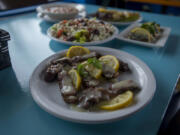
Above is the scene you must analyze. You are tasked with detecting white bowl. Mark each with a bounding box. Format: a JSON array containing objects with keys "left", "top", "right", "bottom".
[
  {"left": 30, "top": 47, "right": 156, "bottom": 124},
  {"left": 37, "top": 3, "right": 80, "bottom": 20},
  {"left": 37, "top": 4, "right": 86, "bottom": 23}
]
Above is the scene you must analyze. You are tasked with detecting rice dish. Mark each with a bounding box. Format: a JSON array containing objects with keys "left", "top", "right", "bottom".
[{"left": 49, "top": 18, "right": 115, "bottom": 43}]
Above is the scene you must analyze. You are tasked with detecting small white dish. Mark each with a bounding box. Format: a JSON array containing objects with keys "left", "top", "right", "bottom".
[
  {"left": 37, "top": 3, "right": 86, "bottom": 22},
  {"left": 47, "top": 22, "right": 119, "bottom": 46},
  {"left": 117, "top": 23, "right": 171, "bottom": 48},
  {"left": 30, "top": 47, "right": 156, "bottom": 124}
]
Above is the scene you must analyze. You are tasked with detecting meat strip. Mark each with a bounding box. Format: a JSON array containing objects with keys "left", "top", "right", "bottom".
[
  {"left": 58, "top": 70, "right": 78, "bottom": 104},
  {"left": 44, "top": 63, "right": 63, "bottom": 82},
  {"left": 72, "top": 52, "right": 101, "bottom": 63},
  {"left": 110, "top": 80, "right": 140, "bottom": 95}
]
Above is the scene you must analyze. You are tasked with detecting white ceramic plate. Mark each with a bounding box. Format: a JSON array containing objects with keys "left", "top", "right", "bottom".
[
  {"left": 30, "top": 47, "right": 156, "bottom": 124},
  {"left": 117, "top": 23, "right": 171, "bottom": 48},
  {"left": 37, "top": 3, "right": 86, "bottom": 22},
  {"left": 47, "top": 22, "right": 119, "bottom": 46}
]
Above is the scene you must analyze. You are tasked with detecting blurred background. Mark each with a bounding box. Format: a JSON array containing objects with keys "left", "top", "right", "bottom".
[{"left": 0, "top": 0, "right": 180, "bottom": 16}]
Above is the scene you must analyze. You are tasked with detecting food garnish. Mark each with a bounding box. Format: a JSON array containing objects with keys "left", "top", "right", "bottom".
[
  {"left": 83, "top": 60, "right": 102, "bottom": 79},
  {"left": 87, "top": 58, "right": 102, "bottom": 69}
]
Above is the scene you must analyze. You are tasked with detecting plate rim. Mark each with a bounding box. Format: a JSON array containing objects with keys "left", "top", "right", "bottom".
[
  {"left": 116, "top": 23, "right": 171, "bottom": 48},
  {"left": 30, "top": 46, "right": 156, "bottom": 124},
  {"left": 47, "top": 22, "right": 119, "bottom": 46}
]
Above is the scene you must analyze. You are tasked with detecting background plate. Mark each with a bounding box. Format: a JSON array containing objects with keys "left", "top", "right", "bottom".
[
  {"left": 117, "top": 23, "right": 171, "bottom": 48},
  {"left": 47, "top": 23, "right": 119, "bottom": 46},
  {"left": 86, "top": 12, "right": 142, "bottom": 26}
]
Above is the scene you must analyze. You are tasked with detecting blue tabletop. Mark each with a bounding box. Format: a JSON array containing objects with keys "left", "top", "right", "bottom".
[{"left": 0, "top": 3, "right": 180, "bottom": 135}]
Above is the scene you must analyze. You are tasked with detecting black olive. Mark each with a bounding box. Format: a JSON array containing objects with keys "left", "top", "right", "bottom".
[
  {"left": 62, "top": 31, "right": 67, "bottom": 36},
  {"left": 109, "top": 31, "right": 113, "bottom": 35},
  {"left": 92, "top": 29, "right": 100, "bottom": 35},
  {"left": 67, "top": 36, "right": 76, "bottom": 41}
]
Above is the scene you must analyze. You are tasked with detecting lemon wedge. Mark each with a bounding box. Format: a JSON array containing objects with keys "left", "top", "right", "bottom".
[
  {"left": 130, "top": 27, "right": 152, "bottom": 42},
  {"left": 81, "top": 61, "right": 102, "bottom": 79},
  {"left": 85, "top": 64, "right": 102, "bottom": 79},
  {"left": 100, "top": 91, "right": 133, "bottom": 110},
  {"left": 68, "top": 69, "right": 81, "bottom": 90},
  {"left": 66, "top": 46, "right": 90, "bottom": 58},
  {"left": 99, "top": 55, "right": 119, "bottom": 72}
]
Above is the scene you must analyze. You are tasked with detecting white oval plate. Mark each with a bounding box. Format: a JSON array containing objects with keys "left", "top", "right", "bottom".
[
  {"left": 30, "top": 47, "right": 156, "bottom": 124},
  {"left": 87, "top": 12, "right": 142, "bottom": 26},
  {"left": 37, "top": 3, "right": 86, "bottom": 23},
  {"left": 47, "top": 23, "right": 119, "bottom": 46}
]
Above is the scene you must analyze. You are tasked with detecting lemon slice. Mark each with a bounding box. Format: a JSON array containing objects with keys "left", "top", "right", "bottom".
[
  {"left": 82, "top": 61, "right": 102, "bottom": 79},
  {"left": 99, "top": 55, "right": 119, "bottom": 72},
  {"left": 100, "top": 91, "right": 133, "bottom": 110},
  {"left": 130, "top": 27, "right": 152, "bottom": 42},
  {"left": 66, "top": 46, "right": 90, "bottom": 58},
  {"left": 68, "top": 69, "right": 81, "bottom": 90}
]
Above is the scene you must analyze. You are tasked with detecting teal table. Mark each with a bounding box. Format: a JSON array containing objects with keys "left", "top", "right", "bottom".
[{"left": 0, "top": 3, "right": 180, "bottom": 135}]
